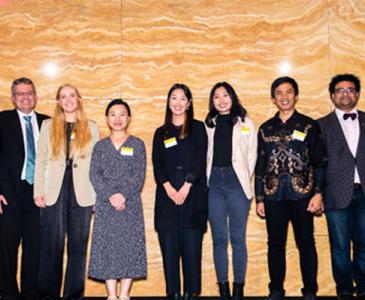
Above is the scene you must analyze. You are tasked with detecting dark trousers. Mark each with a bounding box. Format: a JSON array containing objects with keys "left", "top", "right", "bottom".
[
  {"left": 0, "top": 181, "right": 39, "bottom": 300},
  {"left": 37, "top": 167, "right": 92, "bottom": 300},
  {"left": 158, "top": 229, "right": 203, "bottom": 295},
  {"left": 264, "top": 198, "right": 318, "bottom": 294},
  {"left": 326, "top": 184, "right": 365, "bottom": 296}
]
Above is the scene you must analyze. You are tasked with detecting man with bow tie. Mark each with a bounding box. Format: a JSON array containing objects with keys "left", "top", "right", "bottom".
[
  {"left": 0, "top": 78, "right": 49, "bottom": 300},
  {"left": 318, "top": 74, "right": 365, "bottom": 300}
]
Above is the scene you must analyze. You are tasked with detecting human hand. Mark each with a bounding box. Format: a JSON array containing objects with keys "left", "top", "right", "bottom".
[
  {"left": 0, "top": 195, "right": 8, "bottom": 214},
  {"left": 175, "top": 182, "right": 192, "bottom": 205},
  {"left": 307, "top": 193, "right": 323, "bottom": 214},
  {"left": 163, "top": 182, "right": 179, "bottom": 205},
  {"left": 34, "top": 196, "right": 47, "bottom": 208},
  {"left": 256, "top": 202, "right": 265, "bottom": 218},
  {"left": 109, "top": 193, "right": 126, "bottom": 211}
]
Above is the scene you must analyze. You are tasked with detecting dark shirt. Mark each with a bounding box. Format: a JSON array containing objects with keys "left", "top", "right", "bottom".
[
  {"left": 255, "top": 110, "right": 325, "bottom": 203},
  {"left": 66, "top": 122, "right": 74, "bottom": 165},
  {"left": 212, "top": 114, "right": 233, "bottom": 167}
]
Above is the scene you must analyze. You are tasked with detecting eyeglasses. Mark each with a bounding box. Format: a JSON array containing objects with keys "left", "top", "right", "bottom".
[
  {"left": 334, "top": 88, "right": 357, "bottom": 95},
  {"left": 13, "top": 91, "right": 35, "bottom": 97}
]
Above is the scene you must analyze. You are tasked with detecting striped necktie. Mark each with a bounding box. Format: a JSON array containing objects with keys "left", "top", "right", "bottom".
[{"left": 23, "top": 116, "right": 35, "bottom": 184}]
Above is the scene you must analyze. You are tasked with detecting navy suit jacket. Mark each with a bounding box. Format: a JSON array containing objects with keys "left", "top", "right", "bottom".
[
  {"left": 318, "top": 110, "right": 365, "bottom": 210},
  {"left": 0, "top": 109, "right": 49, "bottom": 208}
]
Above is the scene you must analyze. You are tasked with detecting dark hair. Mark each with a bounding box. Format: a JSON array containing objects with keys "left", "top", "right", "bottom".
[
  {"left": 271, "top": 76, "right": 299, "bottom": 99},
  {"left": 163, "top": 83, "right": 194, "bottom": 139},
  {"left": 205, "top": 82, "right": 247, "bottom": 128},
  {"left": 329, "top": 73, "right": 361, "bottom": 95},
  {"left": 11, "top": 77, "right": 36, "bottom": 95},
  {"left": 105, "top": 99, "right": 131, "bottom": 117}
]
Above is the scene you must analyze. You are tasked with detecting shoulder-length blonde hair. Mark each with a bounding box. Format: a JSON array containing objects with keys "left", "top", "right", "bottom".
[{"left": 50, "top": 83, "right": 91, "bottom": 159}]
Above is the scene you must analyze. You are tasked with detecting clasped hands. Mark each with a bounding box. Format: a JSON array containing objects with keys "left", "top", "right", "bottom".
[
  {"left": 109, "top": 193, "right": 126, "bottom": 211},
  {"left": 163, "top": 181, "right": 192, "bottom": 205}
]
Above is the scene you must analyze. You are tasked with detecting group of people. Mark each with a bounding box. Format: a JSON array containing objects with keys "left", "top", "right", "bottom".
[{"left": 0, "top": 73, "right": 363, "bottom": 300}]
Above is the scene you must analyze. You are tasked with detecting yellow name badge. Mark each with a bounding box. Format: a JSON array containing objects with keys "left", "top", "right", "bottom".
[
  {"left": 120, "top": 147, "right": 134, "bottom": 156},
  {"left": 292, "top": 130, "right": 306, "bottom": 142},
  {"left": 241, "top": 127, "right": 250, "bottom": 135},
  {"left": 164, "top": 137, "right": 177, "bottom": 149},
  {"left": 70, "top": 131, "right": 76, "bottom": 140}
]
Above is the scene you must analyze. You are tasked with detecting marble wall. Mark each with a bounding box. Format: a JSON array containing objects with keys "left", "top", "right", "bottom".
[{"left": 1, "top": 0, "right": 365, "bottom": 296}]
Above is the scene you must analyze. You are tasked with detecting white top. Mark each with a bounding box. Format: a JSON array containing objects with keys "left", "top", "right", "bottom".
[
  {"left": 335, "top": 108, "right": 360, "bottom": 184},
  {"left": 16, "top": 109, "right": 40, "bottom": 181}
]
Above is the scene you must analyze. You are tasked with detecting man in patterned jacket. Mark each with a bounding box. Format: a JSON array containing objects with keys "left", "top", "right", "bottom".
[
  {"left": 255, "top": 76, "right": 325, "bottom": 300},
  {"left": 318, "top": 74, "right": 365, "bottom": 300}
]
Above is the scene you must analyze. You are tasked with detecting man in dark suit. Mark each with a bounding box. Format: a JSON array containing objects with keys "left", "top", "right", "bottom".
[
  {"left": 318, "top": 74, "right": 365, "bottom": 300},
  {"left": 0, "top": 77, "right": 49, "bottom": 300}
]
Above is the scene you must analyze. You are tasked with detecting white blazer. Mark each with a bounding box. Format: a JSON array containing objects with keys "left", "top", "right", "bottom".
[{"left": 206, "top": 116, "right": 258, "bottom": 200}]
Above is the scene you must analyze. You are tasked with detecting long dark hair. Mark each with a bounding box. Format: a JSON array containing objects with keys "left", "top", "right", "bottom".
[
  {"left": 162, "top": 83, "right": 194, "bottom": 139},
  {"left": 205, "top": 82, "right": 247, "bottom": 128}
]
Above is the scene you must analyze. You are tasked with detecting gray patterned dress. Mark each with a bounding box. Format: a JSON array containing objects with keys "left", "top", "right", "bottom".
[{"left": 88, "top": 136, "right": 147, "bottom": 280}]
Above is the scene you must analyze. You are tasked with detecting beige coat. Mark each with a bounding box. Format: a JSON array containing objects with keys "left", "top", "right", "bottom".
[
  {"left": 34, "top": 119, "right": 99, "bottom": 206},
  {"left": 206, "top": 116, "right": 258, "bottom": 200}
]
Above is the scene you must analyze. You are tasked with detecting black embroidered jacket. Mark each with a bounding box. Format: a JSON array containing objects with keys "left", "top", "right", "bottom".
[{"left": 255, "top": 111, "right": 325, "bottom": 203}]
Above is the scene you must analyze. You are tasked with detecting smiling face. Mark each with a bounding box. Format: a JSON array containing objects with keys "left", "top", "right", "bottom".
[
  {"left": 106, "top": 103, "right": 130, "bottom": 132},
  {"left": 272, "top": 82, "right": 297, "bottom": 113},
  {"left": 12, "top": 83, "right": 37, "bottom": 114},
  {"left": 212, "top": 86, "right": 232, "bottom": 115},
  {"left": 331, "top": 80, "right": 359, "bottom": 112},
  {"left": 168, "top": 88, "right": 190, "bottom": 117},
  {"left": 58, "top": 86, "right": 79, "bottom": 114}
]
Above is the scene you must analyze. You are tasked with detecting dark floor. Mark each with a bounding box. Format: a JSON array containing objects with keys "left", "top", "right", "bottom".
[{"left": 86, "top": 297, "right": 338, "bottom": 300}]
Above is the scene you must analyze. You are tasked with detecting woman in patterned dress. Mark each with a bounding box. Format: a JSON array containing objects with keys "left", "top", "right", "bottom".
[{"left": 88, "top": 99, "right": 147, "bottom": 300}]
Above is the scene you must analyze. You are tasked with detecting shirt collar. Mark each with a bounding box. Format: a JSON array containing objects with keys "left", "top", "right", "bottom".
[
  {"left": 335, "top": 108, "right": 358, "bottom": 121},
  {"left": 16, "top": 109, "right": 36, "bottom": 120},
  {"left": 274, "top": 110, "right": 299, "bottom": 123}
]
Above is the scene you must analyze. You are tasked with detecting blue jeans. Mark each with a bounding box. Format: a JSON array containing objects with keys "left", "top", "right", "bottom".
[
  {"left": 208, "top": 167, "right": 251, "bottom": 283},
  {"left": 326, "top": 184, "right": 365, "bottom": 296}
]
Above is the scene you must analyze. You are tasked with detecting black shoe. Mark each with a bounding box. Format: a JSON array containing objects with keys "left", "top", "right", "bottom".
[
  {"left": 337, "top": 294, "right": 353, "bottom": 300},
  {"left": 167, "top": 293, "right": 181, "bottom": 300},
  {"left": 183, "top": 293, "right": 194, "bottom": 300},
  {"left": 218, "top": 282, "right": 231, "bottom": 300},
  {"left": 303, "top": 292, "right": 316, "bottom": 300},
  {"left": 267, "top": 290, "right": 285, "bottom": 300},
  {"left": 232, "top": 282, "right": 244, "bottom": 300}
]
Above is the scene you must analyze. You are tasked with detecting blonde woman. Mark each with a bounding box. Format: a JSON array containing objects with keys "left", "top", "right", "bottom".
[{"left": 34, "top": 84, "right": 99, "bottom": 300}]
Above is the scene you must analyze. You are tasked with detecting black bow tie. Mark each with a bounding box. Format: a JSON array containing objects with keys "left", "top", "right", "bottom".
[{"left": 343, "top": 113, "right": 357, "bottom": 120}]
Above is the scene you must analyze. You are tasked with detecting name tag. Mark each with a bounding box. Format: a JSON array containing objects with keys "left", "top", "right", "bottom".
[
  {"left": 164, "top": 137, "right": 177, "bottom": 148},
  {"left": 241, "top": 127, "right": 250, "bottom": 135},
  {"left": 292, "top": 130, "right": 306, "bottom": 141},
  {"left": 120, "top": 147, "right": 134, "bottom": 156},
  {"left": 70, "top": 132, "right": 76, "bottom": 140}
]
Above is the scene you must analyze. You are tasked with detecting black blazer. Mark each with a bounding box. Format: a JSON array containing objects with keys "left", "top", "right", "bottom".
[
  {"left": 0, "top": 109, "right": 49, "bottom": 208},
  {"left": 318, "top": 110, "right": 365, "bottom": 210},
  {"left": 152, "top": 119, "right": 208, "bottom": 231}
]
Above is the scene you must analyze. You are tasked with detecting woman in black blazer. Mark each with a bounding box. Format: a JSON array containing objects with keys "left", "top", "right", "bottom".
[{"left": 152, "top": 83, "right": 208, "bottom": 300}]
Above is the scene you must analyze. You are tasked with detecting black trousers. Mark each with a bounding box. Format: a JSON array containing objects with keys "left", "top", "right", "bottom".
[
  {"left": 158, "top": 228, "right": 203, "bottom": 295},
  {"left": 264, "top": 198, "right": 318, "bottom": 294},
  {"left": 0, "top": 181, "right": 39, "bottom": 300},
  {"left": 37, "top": 167, "right": 92, "bottom": 300}
]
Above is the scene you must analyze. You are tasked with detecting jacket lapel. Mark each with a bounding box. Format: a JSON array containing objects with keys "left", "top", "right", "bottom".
[
  {"left": 10, "top": 109, "right": 25, "bottom": 155},
  {"left": 355, "top": 111, "right": 365, "bottom": 157},
  {"left": 329, "top": 112, "right": 353, "bottom": 157}
]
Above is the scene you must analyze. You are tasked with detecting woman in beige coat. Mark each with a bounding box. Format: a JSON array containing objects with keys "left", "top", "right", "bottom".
[{"left": 34, "top": 83, "right": 98, "bottom": 300}]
